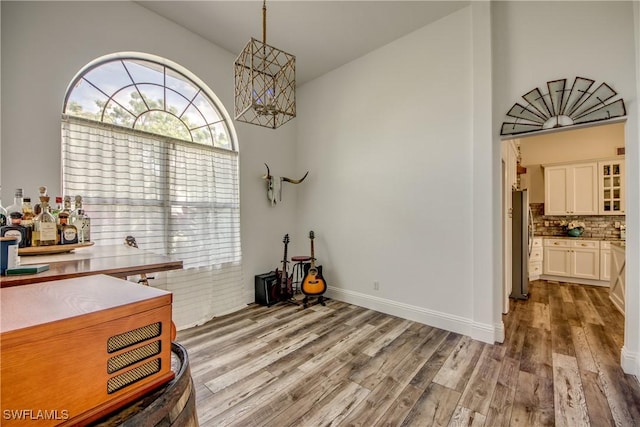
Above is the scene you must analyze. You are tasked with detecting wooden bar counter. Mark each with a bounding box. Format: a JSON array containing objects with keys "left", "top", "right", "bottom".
[{"left": 0, "top": 244, "right": 183, "bottom": 287}]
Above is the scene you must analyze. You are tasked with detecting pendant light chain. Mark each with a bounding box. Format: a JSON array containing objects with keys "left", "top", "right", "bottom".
[{"left": 262, "top": 0, "right": 267, "bottom": 45}]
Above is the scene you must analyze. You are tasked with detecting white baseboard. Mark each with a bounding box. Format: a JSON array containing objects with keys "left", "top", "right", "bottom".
[
  {"left": 621, "top": 345, "right": 640, "bottom": 377},
  {"left": 326, "top": 286, "right": 502, "bottom": 344},
  {"left": 540, "top": 274, "right": 608, "bottom": 287}
]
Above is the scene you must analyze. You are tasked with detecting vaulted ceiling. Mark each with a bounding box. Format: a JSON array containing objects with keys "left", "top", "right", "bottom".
[{"left": 136, "top": 1, "right": 470, "bottom": 85}]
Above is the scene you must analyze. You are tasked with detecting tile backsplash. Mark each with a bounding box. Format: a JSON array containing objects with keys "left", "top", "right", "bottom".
[{"left": 530, "top": 203, "right": 625, "bottom": 240}]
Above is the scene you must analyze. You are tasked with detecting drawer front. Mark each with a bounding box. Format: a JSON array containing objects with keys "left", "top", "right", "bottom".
[
  {"left": 571, "top": 240, "right": 599, "bottom": 249},
  {"left": 529, "top": 247, "right": 543, "bottom": 262},
  {"left": 544, "top": 238, "right": 571, "bottom": 248},
  {"left": 601, "top": 241, "right": 611, "bottom": 250},
  {"left": 532, "top": 238, "right": 543, "bottom": 248},
  {"left": 529, "top": 262, "right": 542, "bottom": 277}
]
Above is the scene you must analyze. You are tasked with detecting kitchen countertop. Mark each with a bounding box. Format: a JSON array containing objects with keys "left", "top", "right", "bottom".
[{"left": 534, "top": 235, "right": 625, "bottom": 242}]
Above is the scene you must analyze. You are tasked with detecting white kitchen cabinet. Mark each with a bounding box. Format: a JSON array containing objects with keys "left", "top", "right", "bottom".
[
  {"left": 544, "top": 239, "right": 571, "bottom": 277},
  {"left": 600, "top": 241, "right": 611, "bottom": 281},
  {"left": 610, "top": 242, "right": 625, "bottom": 315},
  {"left": 544, "top": 162, "right": 598, "bottom": 215},
  {"left": 543, "top": 238, "right": 600, "bottom": 280},
  {"left": 598, "top": 159, "right": 625, "bottom": 215},
  {"left": 570, "top": 240, "right": 600, "bottom": 280},
  {"left": 529, "top": 237, "right": 543, "bottom": 280}
]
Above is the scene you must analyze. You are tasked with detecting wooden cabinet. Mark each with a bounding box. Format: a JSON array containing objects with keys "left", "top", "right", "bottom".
[
  {"left": 544, "top": 162, "right": 598, "bottom": 215},
  {"left": 598, "top": 159, "right": 625, "bottom": 214},
  {"left": 543, "top": 238, "right": 600, "bottom": 280},
  {"left": 0, "top": 275, "right": 175, "bottom": 426}
]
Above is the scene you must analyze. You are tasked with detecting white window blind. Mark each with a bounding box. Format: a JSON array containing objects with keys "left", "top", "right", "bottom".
[{"left": 62, "top": 116, "right": 244, "bottom": 329}]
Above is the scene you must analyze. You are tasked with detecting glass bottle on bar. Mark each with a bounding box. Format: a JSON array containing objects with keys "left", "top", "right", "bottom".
[
  {"left": 62, "top": 195, "right": 72, "bottom": 218},
  {"left": 33, "top": 186, "right": 48, "bottom": 215},
  {"left": 70, "top": 195, "right": 83, "bottom": 225},
  {"left": 75, "top": 208, "right": 90, "bottom": 243},
  {"left": 0, "top": 187, "right": 7, "bottom": 227},
  {"left": 6, "top": 188, "right": 24, "bottom": 217},
  {"left": 58, "top": 211, "right": 78, "bottom": 245},
  {"left": 1, "top": 212, "right": 28, "bottom": 248},
  {"left": 52, "top": 196, "right": 63, "bottom": 222},
  {"left": 21, "top": 197, "right": 34, "bottom": 247},
  {"left": 33, "top": 196, "right": 57, "bottom": 246}
]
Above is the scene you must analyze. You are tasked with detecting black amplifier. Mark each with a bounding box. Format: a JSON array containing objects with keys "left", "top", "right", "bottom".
[{"left": 255, "top": 271, "right": 279, "bottom": 306}]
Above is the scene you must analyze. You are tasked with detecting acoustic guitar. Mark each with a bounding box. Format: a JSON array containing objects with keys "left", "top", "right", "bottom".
[
  {"left": 275, "top": 234, "right": 293, "bottom": 301},
  {"left": 301, "top": 231, "right": 327, "bottom": 296}
]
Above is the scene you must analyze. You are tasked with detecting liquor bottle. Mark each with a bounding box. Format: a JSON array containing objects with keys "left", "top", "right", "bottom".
[
  {"left": 69, "top": 195, "right": 83, "bottom": 225},
  {"left": 62, "top": 195, "right": 72, "bottom": 217},
  {"left": 58, "top": 212, "right": 78, "bottom": 245},
  {"left": 21, "top": 197, "right": 34, "bottom": 247},
  {"left": 33, "top": 196, "right": 57, "bottom": 246},
  {"left": 75, "top": 209, "right": 90, "bottom": 243},
  {"left": 52, "top": 196, "right": 63, "bottom": 221},
  {"left": 0, "top": 212, "right": 28, "bottom": 248},
  {"left": 0, "top": 187, "right": 7, "bottom": 227},
  {"left": 6, "top": 188, "right": 24, "bottom": 217},
  {"left": 33, "top": 186, "right": 48, "bottom": 215}
]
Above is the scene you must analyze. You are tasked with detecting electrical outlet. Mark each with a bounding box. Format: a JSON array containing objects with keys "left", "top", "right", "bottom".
[{"left": 373, "top": 281, "right": 379, "bottom": 291}]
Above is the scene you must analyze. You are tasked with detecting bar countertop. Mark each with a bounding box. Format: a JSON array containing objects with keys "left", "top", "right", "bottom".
[{"left": 0, "top": 244, "right": 183, "bottom": 287}]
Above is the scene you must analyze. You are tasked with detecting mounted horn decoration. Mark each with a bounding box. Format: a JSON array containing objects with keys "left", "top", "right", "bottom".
[
  {"left": 501, "top": 77, "right": 626, "bottom": 136},
  {"left": 262, "top": 163, "right": 308, "bottom": 206}
]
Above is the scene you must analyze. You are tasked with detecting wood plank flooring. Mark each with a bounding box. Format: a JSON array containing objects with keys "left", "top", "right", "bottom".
[{"left": 176, "top": 280, "right": 640, "bottom": 426}]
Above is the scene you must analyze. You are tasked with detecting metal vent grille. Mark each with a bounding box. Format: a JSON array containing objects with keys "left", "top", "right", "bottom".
[
  {"left": 107, "top": 323, "right": 161, "bottom": 353},
  {"left": 107, "top": 359, "right": 161, "bottom": 394},
  {"left": 107, "top": 341, "right": 161, "bottom": 374}
]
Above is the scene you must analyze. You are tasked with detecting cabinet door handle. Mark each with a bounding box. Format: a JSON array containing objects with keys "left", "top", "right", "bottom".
[
  {"left": 581, "top": 243, "right": 587, "bottom": 246},
  {"left": 554, "top": 242, "right": 560, "bottom": 245}
]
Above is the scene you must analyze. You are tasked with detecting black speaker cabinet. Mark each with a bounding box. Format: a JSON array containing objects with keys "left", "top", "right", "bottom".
[{"left": 255, "top": 272, "right": 279, "bottom": 306}]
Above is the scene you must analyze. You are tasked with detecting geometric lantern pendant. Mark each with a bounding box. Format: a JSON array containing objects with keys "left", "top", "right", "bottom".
[{"left": 234, "top": 2, "right": 296, "bottom": 129}]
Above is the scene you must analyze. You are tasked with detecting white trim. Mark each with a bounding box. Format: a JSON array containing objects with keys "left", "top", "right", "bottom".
[
  {"left": 500, "top": 117, "right": 628, "bottom": 141},
  {"left": 621, "top": 345, "right": 640, "bottom": 376},
  {"left": 540, "top": 274, "right": 609, "bottom": 287},
  {"left": 325, "top": 286, "right": 500, "bottom": 344}
]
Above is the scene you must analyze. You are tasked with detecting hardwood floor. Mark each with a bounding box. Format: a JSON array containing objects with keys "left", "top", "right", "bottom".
[{"left": 176, "top": 280, "right": 640, "bottom": 426}]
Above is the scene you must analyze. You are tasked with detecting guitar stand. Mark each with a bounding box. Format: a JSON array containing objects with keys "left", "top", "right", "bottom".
[
  {"left": 283, "top": 295, "right": 305, "bottom": 307},
  {"left": 302, "top": 294, "right": 327, "bottom": 309}
]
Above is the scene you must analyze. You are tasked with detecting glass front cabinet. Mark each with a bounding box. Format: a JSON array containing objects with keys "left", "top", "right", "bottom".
[{"left": 598, "top": 159, "right": 625, "bottom": 215}]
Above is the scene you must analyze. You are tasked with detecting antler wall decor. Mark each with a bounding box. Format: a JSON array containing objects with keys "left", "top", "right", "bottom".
[{"left": 262, "top": 163, "right": 309, "bottom": 206}]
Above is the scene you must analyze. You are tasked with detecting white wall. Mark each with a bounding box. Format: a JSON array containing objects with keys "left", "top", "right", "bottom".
[
  {"left": 0, "top": 1, "right": 300, "bottom": 321},
  {"left": 296, "top": 7, "right": 486, "bottom": 337},
  {"left": 492, "top": 0, "right": 639, "bottom": 375}
]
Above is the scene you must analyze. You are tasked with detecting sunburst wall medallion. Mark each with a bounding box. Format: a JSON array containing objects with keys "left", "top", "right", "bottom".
[{"left": 501, "top": 77, "right": 626, "bottom": 136}]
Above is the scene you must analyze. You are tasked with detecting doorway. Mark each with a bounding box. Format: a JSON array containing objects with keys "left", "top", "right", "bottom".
[{"left": 500, "top": 121, "right": 628, "bottom": 356}]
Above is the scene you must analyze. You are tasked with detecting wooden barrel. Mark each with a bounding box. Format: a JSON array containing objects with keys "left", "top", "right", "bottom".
[{"left": 92, "top": 342, "right": 198, "bottom": 426}]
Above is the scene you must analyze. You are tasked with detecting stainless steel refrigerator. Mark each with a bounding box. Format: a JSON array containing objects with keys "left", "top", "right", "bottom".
[{"left": 511, "top": 189, "right": 533, "bottom": 300}]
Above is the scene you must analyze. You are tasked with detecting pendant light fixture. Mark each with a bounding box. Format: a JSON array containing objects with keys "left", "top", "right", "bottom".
[{"left": 234, "top": 0, "right": 296, "bottom": 129}]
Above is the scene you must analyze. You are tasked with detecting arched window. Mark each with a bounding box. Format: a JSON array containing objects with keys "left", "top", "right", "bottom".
[{"left": 62, "top": 53, "right": 242, "bottom": 328}]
